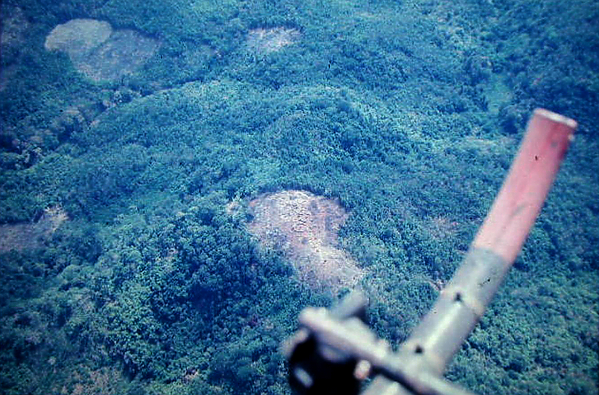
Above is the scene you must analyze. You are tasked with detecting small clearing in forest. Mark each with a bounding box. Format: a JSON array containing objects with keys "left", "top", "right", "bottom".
[
  {"left": 247, "top": 190, "right": 363, "bottom": 291},
  {"left": 45, "top": 18, "right": 159, "bottom": 82},
  {"left": 0, "top": 206, "right": 68, "bottom": 253},
  {"left": 246, "top": 27, "right": 301, "bottom": 54}
]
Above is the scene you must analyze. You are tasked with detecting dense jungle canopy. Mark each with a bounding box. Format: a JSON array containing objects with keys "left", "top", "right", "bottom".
[{"left": 0, "top": 0, "right": 598, "bottom": 394}]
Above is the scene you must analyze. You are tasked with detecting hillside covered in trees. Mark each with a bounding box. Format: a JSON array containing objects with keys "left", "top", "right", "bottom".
[{"left": 0, "top": 0, "right": 598, "bottom": 394}]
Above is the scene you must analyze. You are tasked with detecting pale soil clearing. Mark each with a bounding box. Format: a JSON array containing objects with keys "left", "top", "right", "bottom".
[
  {"left": 0, "top": 206, "right": 68, "bottom": 253},
  {"left": 45, "top": 18, "right": 159, "bottom": 82},
  {"left": 247, "top": 190, "right": 364, "bottom": 291},
  {"left": 246, "top": 27, "right": 301, "bottom": 54}
]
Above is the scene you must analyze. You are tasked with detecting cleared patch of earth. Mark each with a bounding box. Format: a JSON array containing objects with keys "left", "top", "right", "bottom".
[
  {"left": 247, "top": 27, "right": 301, "bottom": 54},
  {"left": 45, "top": 18, "right": 159, "bottom": 82},
  {"left": 0, "top": 206, "right": 68, "bottom": 253},
  {"left": 247, "top": 190, "right": 363, "bottom": 291}
]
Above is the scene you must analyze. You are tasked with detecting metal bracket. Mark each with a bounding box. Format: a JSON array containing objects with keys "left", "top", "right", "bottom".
[{"left": 284, "top": 292, "right": 476, "bottom": 395}]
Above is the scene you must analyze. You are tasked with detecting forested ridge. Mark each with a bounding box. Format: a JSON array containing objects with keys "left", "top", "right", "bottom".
[{"left": 0, "top": 0, "right": 597, "bottom": 394}]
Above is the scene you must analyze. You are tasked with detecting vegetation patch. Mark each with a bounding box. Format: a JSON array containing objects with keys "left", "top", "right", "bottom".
[{"left": 0, "top": 6, "right": 29, "bottom": 91}]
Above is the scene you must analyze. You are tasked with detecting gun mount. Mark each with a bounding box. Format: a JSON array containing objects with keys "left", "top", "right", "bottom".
[{"left": 283, "top": 109, "right": 577, "bottom": 395}]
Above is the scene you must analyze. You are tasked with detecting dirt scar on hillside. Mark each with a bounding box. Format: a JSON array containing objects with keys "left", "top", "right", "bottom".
[
  {"left": 0, "top": 206, "right": 68, "bottom": 253},
  {"left": 246, "top": 190, "right": 364, "bottom": 291}
]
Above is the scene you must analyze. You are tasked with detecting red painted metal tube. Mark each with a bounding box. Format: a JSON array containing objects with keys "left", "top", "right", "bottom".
[
  {"left": 285, "top": 109, "right": 578, "bottom": 395},
  {"left": 363, "top": 109, "right": 577, "bottom": 395},
  {"left": 473, "top": 108, "right": 577, "bottom": 262}
]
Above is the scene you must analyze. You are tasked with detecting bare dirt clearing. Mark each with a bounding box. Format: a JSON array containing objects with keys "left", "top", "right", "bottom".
[
  {"left": 247, "top": 190, "right": 363, "bottom": 291},
  {"left": 0, "top": 206, "right": 68, "bottom": 253},
  {"left": 45, "top": 19, "right": 159, "bottom": 82},
  {"left": 246, "top": 27, "right": 301, "bottom": 54}
]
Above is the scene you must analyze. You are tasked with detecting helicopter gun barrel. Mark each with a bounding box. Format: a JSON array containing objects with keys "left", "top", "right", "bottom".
[
  {"left": 393, "top": 109, "right": 578, "bottom": 375},
  {"left": 284, "top": 109, "right": 577, "bottom": 395}
]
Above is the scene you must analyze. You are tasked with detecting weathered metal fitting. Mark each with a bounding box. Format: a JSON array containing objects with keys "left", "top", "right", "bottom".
[
  {"left": 440, "top": 285, "right": 486, "bottom": 318},
  {"left": 446, "top": 248, "right": 510, "bottom": 312},
  {"left": 398, "top": 294, "right": 479, "bottom": 374}
]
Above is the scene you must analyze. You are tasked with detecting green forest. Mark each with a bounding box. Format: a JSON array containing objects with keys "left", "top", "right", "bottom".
[{"left": 0, "top": 0, "right": 597, "bottom": 394}]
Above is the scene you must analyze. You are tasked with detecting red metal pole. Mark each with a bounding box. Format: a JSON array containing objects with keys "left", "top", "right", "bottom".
[
  {"left": 393, "top": 108, "right": 577, "bottom": 377},
  {"left": 285, "top": 109, "right": 578, "bottom": 395},
  {"left": 473, "top": 108, "right": 577, "bottom": 262}
]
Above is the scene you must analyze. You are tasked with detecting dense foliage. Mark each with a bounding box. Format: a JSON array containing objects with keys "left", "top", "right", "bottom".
[{"left": 1, "top": 0, "right": 597, "bottom": 394}]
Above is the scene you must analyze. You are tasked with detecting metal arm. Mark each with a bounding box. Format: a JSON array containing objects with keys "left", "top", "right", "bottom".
[{"left": 283, "top": 109, "right": 577, "bottom": 395}]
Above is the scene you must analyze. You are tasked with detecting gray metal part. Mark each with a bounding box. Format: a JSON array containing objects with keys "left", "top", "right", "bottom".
[
  {"left": 397, "top": 248, "right": 509, "bottom": 374},
  {"left": 362, "top": 248, "right": 509, "bottom": 394}
]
